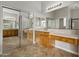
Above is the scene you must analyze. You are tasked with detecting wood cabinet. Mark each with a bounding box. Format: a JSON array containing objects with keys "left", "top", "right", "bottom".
[
  {"left": 35, "top": 31, "right": 40, "bottom": 39},
  {"left": 3, "top": 29, "right": 18, "bottom": 37},
  {"left": 51, "top": 34, "right": 79, "bottom": 45},
  {"left": 26, "top": 30, "right": 33, "bottom": 41},
  {"left": 39, "top": 32, "right": 49, "bottom": 48},
  {"left": 77, "top": 40, "right": 79, "bottom": 45},
  {"left": 35, "top": 31, "right": 55, "bottom": 48},
  {"left": 49, "top": 35, "right": 55, "bottom": 47}
]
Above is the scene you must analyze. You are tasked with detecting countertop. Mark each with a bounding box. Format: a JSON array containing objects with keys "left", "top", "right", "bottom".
[{"left": 24, "top": 28, "right": 79, "bottom": 39}]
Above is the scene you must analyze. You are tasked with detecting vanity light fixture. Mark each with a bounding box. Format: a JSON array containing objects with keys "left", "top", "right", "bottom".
[{"left": 47, "top": 2, "right": 63, "bottom": 11}]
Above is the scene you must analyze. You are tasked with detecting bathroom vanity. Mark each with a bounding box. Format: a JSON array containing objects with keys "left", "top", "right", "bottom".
[{"left": 3, "top": 29, "right": 18, "bottom": 37}]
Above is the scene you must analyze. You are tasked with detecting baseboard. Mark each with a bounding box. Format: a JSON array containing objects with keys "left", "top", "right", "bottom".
[{"left": 55, "top": 45, "right": 78, "bottom": 55}]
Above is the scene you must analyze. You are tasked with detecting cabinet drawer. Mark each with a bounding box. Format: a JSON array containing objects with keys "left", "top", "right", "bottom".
[
  {"left": 67, "top": 39, "right": 74, "bottom": 44},
  {"left": 56, "top": 36, "right": 62, "bottom": 41},
  {"left": 50, "top": 34, "right": 78, "bottom": 45},
  {"left": 61, "top": 37, "right": 68, "bottom": 42},
  {"left": 40, "top": 32, "right": 49, "bottom": 35}
]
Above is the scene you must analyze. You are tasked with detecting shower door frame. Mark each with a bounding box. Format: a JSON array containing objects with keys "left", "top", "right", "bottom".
[{"left": 2, "top": 6, "right": 22, "bottom": 55}]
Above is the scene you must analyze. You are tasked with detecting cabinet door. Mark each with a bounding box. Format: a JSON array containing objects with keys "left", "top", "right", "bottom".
[
  {"left": 13, "top": 30, "right": 15, "bottom": 36},
  {"left": 49, "top": 35, "right": 55, "bottom": 47},
  {"left": 8, "top": 30, "right": 10, "bottom": 36},
  {"left": 12, "top": 30, "right": 14, "bottom": 36},
  {"left": 74, "top": 40, "right": 78, "bottom": 45},
  {"left": 3, "top": 30, "right": 7, "bottom": 37},
  {"left": 40, "top": 32, "right": 53, "bottom": 48}
]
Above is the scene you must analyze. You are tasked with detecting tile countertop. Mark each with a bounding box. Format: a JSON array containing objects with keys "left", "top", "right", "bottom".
[
  {"left": 35, "top": 29, "right": 48, "bottom": 32},
  {"left": 48, "top": 29, "right": 79, "bottom": 39},
  {"left": 49, "top": 33, "right": 79, "bottom": 39},
  {"left": 24, "top": 28, "right": 79, "bottom": 39},
  {"left": 35, "top": 29, "right": 79, "bottom": 39}
]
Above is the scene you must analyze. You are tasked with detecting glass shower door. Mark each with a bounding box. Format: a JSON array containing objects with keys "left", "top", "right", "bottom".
[
  {"left": 3, "top": 7, "right": 20, "bottom": 55},
  {"left": 21, "top": 12, "right": 33, "bottom": 47}
]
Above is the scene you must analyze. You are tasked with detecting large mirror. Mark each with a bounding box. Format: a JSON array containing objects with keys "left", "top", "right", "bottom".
[
  {"left": 71, "top": 18, "right": 79, "bottom": 30},
  {"left": 46, "top": 2, "right": 79, "bottom": 30},
  {"left": 35, "top": 17, "right": 46, "bottom": 29},
  {"left": 47, "top": 17, "right": 67, "bottom": 29},
  {"left": 47, "top": 17, "right": 56, "bottom": 29}
]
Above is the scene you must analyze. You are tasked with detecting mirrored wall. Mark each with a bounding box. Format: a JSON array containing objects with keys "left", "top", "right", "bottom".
[
  {"left": 35, "top": 17, "right": 46, "bottom": 29},
  {"left": 47, "top": 17, "right": 68, "bottom": 29},
  {"left": 46, "top": 3, "right": 79, "bottom": 30}
]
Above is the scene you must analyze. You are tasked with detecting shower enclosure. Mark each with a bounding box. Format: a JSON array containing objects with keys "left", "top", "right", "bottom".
[
  {"left": 3, "top": 7, "right": 20, "bottom": 54},
  {"left": 2, "top": 6, "right": 34, "bottom": 55}
]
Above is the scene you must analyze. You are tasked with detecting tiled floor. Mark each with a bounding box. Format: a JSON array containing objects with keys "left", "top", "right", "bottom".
[{"left": 0, "top": 36, "right": 78, "bottom": 57}]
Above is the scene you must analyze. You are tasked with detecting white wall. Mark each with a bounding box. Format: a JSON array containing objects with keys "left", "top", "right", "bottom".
[
  {"left": 2, "top": 1, "right": 42, "bottom": 13},
  {"left": 41, "top": 1, "right": 56, "bottom": 17},
  {"left": 70, "top": 1, "right": 79, "bottom": 18},
  {"left": 71, "top": 9, "right": 79, "bottom": 18},
  {"left": 41, "top": 1, "right": 58, "bottom": 13},
  {"left": 0, "top": 2, "right": 3, "bottom": 54},
  {"left": 41, "top": 1, "right": 74, "bottom": 13},
  {"left": 53, "top": 7, "right": 69, "bottom": 18}
]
